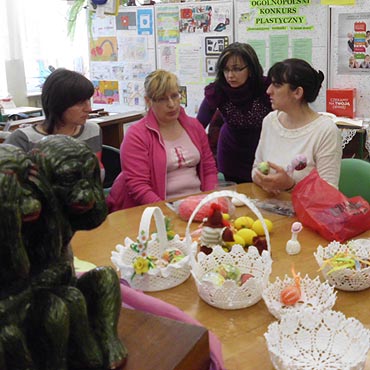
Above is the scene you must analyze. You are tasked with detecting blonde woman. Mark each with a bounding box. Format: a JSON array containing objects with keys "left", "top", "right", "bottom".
[{"left": 107, "top": 70, "right": 217, "bottom": 211}]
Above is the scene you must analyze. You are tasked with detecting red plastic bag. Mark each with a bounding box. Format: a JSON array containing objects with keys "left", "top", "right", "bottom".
[{"left": 292, "top": 169, "right": 370, "bottom": 242}]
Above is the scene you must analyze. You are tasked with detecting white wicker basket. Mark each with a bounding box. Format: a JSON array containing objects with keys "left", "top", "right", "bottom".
[
  {"left": 111, "top": 206, "right": 194, "bottom": 292},
  {"left": 187, "top": 190, "right": 273, "bottom": 310},
  {"left": 314, "top": 238, "right": 370, "bottom": 292},
  {"left": 265, "top": 308, "right": 370, "bottom": 370},
  {"left": 262, "top": 274, "right": 337, "bottom": 320}
]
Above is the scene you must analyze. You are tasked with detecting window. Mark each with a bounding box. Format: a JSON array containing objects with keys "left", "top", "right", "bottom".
[
  {"left": 3, "top": 0, "right": 89, "bottom": 96},
  {"left": 0, "top": 0, "right": 10, "bottom": 97},
  {"left": 20, "top": 0, "right": 89, "bottom": 94}
]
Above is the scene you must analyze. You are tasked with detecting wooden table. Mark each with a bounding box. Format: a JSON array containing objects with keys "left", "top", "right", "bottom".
[
  {"left": 3, "top": 106, "right": 43, "bottom": 118},
  {"left": 72, "top": 183, "right": 370, "bottom": 370},
  {"left": 0, "top": 111, "right": 144, "bottom": 148}
]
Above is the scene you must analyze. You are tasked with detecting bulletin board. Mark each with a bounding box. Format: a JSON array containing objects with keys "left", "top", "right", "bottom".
[
  {"left": 89, "top": 7, "right": 156, "bottom": 113},
  {"left": 234, "top": 0, "right": 329, "bottom": 111},
  {"left": 154, "top": 1, "right": 234, "bottom": 116},
  {"left": 329, "top": 0, "right": 370, "bottom": 118}
]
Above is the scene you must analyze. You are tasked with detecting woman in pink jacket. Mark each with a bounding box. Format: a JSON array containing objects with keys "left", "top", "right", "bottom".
[{"left": 107, "top": 70, "right": 218, "bottom": 212}]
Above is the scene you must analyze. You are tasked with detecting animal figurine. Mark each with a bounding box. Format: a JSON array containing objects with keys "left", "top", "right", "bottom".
[{"left": 0, "top": 137, "right": 128, "bottom": 369}]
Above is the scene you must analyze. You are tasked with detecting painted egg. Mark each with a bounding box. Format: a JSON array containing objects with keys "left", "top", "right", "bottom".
[{"left": 280, "top": 285, "right": 301, "bottom": 305}]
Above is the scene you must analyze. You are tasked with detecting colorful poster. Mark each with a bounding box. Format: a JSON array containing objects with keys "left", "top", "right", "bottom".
[
  {"left": 156, "top": 6, "right": 180, "bottom": 44},
  {"left": 137, "top": 8, "right": 153, "bottom": 35},
  {"left": 337, "top": 13, "right": 370, "bottom": 74}
]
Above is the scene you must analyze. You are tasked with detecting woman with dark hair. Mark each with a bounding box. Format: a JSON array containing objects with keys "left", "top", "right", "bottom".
[
  {"left": 5, "top": 68, "right": 103, "bottom": 167},
  {"left": 197, "top": 42, "right": 272, "bottom": 183},
  {"left": 252, "top": 58, "right": 342, "bottom": 194}
]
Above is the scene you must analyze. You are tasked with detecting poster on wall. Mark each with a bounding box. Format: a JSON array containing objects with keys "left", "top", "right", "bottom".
[
  {"left": 154, "top": 1, "right": 233, "bottom": 116},
  {"left": 330, "top": 0, "right": 370, "bottom": 117},
  {"left": 234, "top": 0, "right": 328, "bottom": 111},
  {"left": 337, "top": 13, "right": 370, "bottom": 74},
  {"left": 89, "top": 7, "right": 156, "bottom": 113}
]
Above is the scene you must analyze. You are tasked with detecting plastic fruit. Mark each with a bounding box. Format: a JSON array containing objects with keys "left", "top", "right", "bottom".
[
  {"left": 240, "top": 273, "right": 254, "bottom": 285},
  {"left": 222, "top": 213, "right": 230, "bottom": 221},
  {"left": 234, "top": 216, "right": 254, "bottom": 230},
  {"left": 257, "top": 161, "right": 270, "bottom": 175},
  {"left": 252, "top": 219, "right": 273, "bottom": 236},
  {"left": 224, "top": 234, "right": 245, "bottom": 248},
  {"left": 236, "top": 228, "right": 257, "bottom": 246}
]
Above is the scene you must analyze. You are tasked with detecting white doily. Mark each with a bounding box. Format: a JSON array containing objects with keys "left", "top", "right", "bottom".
[
  {"left": 314, "top": 239, "right": 370, "bottom": 291},
  {"left": 191, "top": 245, "right": 272, "bottom": 310},
  {"left": 262, "top": 275, "right": 337, "bottom": 320},
  {"left": 111, "top": 207, "right": 194, "bottom": 292},
  {"left": 265, "top": 308, "right": 370, "bottom": 370},
  {"left": 341, "top": 128, "right": 357, "bottom": 149}
]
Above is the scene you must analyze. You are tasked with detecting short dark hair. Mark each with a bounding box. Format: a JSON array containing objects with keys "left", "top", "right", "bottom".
[
  {"left": 268, "top": 58, "right": 324, "bottom": 103},
  {"left": 215, "top": 42, "right": 265, "bottom": 95},
  {"left": 41, "top": 69, "right": 94, "bottom": 134}
]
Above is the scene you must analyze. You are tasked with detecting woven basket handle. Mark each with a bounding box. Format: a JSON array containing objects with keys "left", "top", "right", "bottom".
[
  {"left": 185, "top": 190, "right": 271, "bottom": 254},
  {"left": 139, "top": 206, "right": 169, "bottom": 252}
]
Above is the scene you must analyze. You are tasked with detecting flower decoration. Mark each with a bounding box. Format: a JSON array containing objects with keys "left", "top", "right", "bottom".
[
  {"left": 130, "top": 230, "right": 149, "bottom": 255},
  {"left": 132, "top": 256, "right": 156, "bottom": 279}
]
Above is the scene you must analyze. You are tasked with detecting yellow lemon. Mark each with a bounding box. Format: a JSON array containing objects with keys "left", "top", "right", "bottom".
[
  {"left": 234, "top": 216, "right": 254, "bottom": 230},
  {"left": 244, "top": 216, "right": 255, "bottom": 228},
  {"left": 236, "top": 228, "right": 257, "bottom": 246},
  {"left": 252, "top": 219, "right": 273, "bottom": 236},
  {"left": 224, "top": 234, "right": 245, "bottom": 248},
  {"left": 222, "top": 213, "right": 230, "bottom": 221}
]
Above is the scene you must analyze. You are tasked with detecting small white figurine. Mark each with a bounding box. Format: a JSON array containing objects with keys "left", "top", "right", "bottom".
[{"left": 286, "top": 222, "right": 303, "bottom": 255}]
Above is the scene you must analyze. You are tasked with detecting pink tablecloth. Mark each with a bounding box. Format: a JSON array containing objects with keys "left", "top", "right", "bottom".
[{"left": 120, "top": 281, "right": 226, "bottom": 370}]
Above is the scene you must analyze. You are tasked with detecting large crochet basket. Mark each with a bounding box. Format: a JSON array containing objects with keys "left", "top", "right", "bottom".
[
  {"left": 265, "top": 308, "right": 370, "bottom": 370},
  {"left": 111, "top": 206, "right": 194, "bottom": 292},
  {"left": 187, "top": 190, "right": 273, "bottom": 310}
]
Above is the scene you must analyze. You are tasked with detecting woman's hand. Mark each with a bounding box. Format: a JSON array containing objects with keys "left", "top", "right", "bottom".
[{"left": 253, "top": 162, "right": 295, "bottom": 195}]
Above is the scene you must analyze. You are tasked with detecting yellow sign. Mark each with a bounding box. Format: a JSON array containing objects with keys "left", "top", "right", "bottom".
[{"left": 320, "top": 0, "right": 355, "bottom": 4}]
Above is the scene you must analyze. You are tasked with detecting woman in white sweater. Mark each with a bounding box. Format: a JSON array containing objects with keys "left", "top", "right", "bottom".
[{"left": 252, "top": 58, "right": 342, "bottom": 195}]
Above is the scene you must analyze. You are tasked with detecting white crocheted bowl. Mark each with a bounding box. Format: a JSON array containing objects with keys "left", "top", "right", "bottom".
[
  {"left": 314, "top": 238, "right": 370, "bottom": 291},
  {"left": 111, "top": 207, "right": 194, "bottom": 292},
  {"left": 262, "top": 274, "right": 337, "bottom": 320},
  {"left": 191, "top": 244, "right": 272, "bottom": 310},
  {"left": 186, "top": 190, "right": 273, "bottom": 310},
  {"left": 265, "top": 308, "right": 370, "bottom": 370}
]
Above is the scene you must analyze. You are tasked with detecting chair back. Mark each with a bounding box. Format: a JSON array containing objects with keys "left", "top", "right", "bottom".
[
  {"left": 102, "top": 145, "right": 121, "bottom": 194},
  {"left": 338, "top": 158, "right": 370, "bottom": 203}
]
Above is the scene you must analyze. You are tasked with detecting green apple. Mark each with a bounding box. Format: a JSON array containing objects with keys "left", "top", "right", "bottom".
[{"left": 257, "top": 161, "right": 270, "bottom": 175}]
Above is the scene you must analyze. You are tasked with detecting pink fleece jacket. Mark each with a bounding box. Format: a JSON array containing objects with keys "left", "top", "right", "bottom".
[{"left": 107, "top": 107, "right": 218, "bottom": 212}]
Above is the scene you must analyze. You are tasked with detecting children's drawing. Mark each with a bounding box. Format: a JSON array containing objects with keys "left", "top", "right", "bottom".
[
  {"left": 121, "top": 81, "right": 145, "bottom": 107},
  {"left": 90, "top": 64, "right": 112, "bottom": 80},
  {"left": 116, "top": 11, "right": 137, "bottom": 30},
  {"left": 90, "top": 37, "right": 118, "bottom": 62},
  {"left": 206, "top": 57, "right": 218, "bottom": 75},
  {"left": 156, "top": 6, "right": 180, "bottom": 44},
  {"left": 117, "top": 36, "right": 147, "bottom": 61},
  {"left": 205, "top": 36, "right": 229, "bottom": 56},
  {"left": 179, "top": 5, "right": 213, "bottom": 33},
  {"left": 137, "top": 8, "right": 153, "bottom": 35},
  {"left": 93, "top": 80, "right": 119, "bottom": 104}
]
